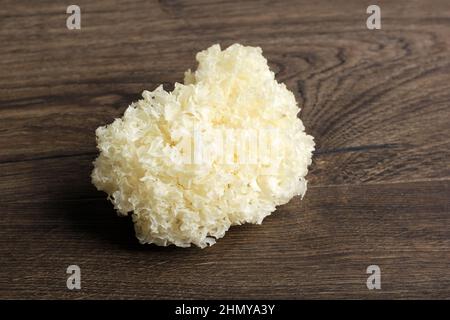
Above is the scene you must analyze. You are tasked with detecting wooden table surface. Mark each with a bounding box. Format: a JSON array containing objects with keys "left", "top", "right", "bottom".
[{"left": 1, "top": 0, "right": 449, "bottom": 299}]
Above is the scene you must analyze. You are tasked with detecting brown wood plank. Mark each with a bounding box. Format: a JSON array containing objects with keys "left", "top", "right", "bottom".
[
  {"left": 1, "top": 181, "right": 449, "bottom": 299},
  {"left": 1, "top": 0, "right": 449, "bottom": 299}
]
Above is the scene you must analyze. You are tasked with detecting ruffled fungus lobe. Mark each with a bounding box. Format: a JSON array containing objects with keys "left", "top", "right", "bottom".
[{"left": 91, "top": 44, "right": 315, "bottom": 248}]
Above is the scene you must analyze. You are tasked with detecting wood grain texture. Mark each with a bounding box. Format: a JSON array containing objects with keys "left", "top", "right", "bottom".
[{"left": 1, "top": 0, "right": 449, "bottom": 299}]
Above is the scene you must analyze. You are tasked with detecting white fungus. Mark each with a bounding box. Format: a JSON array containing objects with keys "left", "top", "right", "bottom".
[{"left": 91, "top": 44, "right": 315, "bottom": 248}]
